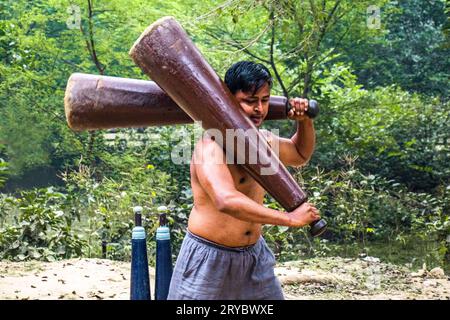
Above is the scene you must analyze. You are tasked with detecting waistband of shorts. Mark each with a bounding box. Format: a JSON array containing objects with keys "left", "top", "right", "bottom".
[{"left": 186, "top": 230, "right": 259, "bottom": 252}]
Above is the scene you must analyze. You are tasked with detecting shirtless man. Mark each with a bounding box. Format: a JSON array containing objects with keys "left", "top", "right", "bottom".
[{"left": 167, "top": 61, "right": 321, "bottom": 300}]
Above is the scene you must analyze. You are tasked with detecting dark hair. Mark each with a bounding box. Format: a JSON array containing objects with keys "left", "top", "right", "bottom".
[{"left": 224, "top": 61, "right": 273, "bottom": 95}]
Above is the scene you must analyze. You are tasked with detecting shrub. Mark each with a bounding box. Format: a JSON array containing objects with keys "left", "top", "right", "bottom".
[{"left": 0, "top": 187, "right": 85, "bottom": 261}]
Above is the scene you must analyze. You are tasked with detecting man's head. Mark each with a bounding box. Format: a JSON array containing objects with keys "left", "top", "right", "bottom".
[{"left": 225, "top": 61, "right": 273, "bottom": 127}]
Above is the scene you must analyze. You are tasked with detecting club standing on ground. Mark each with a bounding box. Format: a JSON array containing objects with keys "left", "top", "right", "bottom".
[
  {"left": 155, "top": 206, "right": 173, "bottom": 300},
  {"left": 130, "top": 206, "right": 151, "bottom": 300}
]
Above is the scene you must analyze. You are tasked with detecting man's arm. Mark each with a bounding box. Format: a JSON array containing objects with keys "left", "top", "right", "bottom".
[
  {"left": 193, "top": 138, "right": 319, "bottom": 227},
  {"left": 268, "top": 98, "right": 316, "bottom": 167}
]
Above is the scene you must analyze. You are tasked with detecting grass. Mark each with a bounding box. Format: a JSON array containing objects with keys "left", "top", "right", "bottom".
[{"left": 306, "top": 239, "right": 450, "bottom": 274}]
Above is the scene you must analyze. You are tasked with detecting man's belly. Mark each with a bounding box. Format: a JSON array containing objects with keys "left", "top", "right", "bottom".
[{"left": 188, "top": 205, "right": 262, "bottom": 247}]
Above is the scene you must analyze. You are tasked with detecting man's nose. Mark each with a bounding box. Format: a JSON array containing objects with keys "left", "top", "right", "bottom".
[{"left": 254, "top": 100, "right": 263, "bottom": 113}]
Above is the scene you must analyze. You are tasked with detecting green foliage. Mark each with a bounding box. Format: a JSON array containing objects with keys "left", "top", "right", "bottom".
[
  {"left": 0, "top": 0, "right": 84, "bottom": 176},
  {"left": 313, "top": 73, "right": 450, "bottom": 191},
  {"left": 0, "top": 158, "right": 8, "bottom": 188},
  {"left": 0, "top": 154, "right": 179, "bottom": 262},
  {"left": 60, "top": 153, "right": 177, "bottom": 261},
  {"left": 192, "top": 0, "right": 387, "bottom": 96},
  {"left": 298, "top": 165, "right": 449, "bottom": 244},
  {"left": 0, "top": 187, "right": 86, "bottom": 261},
  {"left": 262, "top": 164, "right": 449, "bottom": 265},
  {"left": 333, "top": 0, "right": 450, "bottom": 98},
  {"left": 0, "top": 0, "right": 448, "bottom": 271}
]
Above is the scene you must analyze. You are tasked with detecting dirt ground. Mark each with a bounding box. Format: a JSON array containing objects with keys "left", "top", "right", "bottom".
[{"left": 0, "top": 256, "right": 449, "bottom": 300}]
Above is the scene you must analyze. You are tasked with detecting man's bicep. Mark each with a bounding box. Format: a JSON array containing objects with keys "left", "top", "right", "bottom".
[{"left": 270, "top": 133, "right": 307, "bottom": 167}]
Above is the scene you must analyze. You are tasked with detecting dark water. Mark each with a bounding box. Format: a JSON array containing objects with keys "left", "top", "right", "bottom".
[{"left": 1, "top": 166, "right": 64, "bottom": 193}]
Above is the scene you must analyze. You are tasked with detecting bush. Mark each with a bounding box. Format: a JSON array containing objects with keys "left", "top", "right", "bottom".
[
  {"left": 262, "top": 162, "right": 449, "bottom": 263},
  {"left": 0, "top": 151, "right": 182, "bottom": 262},
  {"left": 60, "top": 154, "right": 178, "bottom": 261},
  {"left": 0, "top": 187, "right": 86, "bottom": 261},
  {"left": 0, "top": 158, "right": 8, "bottom": 188},
  {"left": 315, "top": 84, "right": 450, "bottom": 192}
]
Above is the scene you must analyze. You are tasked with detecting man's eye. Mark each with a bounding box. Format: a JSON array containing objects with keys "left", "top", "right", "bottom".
[{"left": 245, "top": 99, "right": 257, "bottom": 104}]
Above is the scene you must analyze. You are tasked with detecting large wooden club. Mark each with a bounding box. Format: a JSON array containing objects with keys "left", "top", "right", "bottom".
[
  {"left": 129, "top": 16, "right": 326, "bottom": 236},
  {"left": 64, "top": 73, "right": 318, "bottom": 131}
]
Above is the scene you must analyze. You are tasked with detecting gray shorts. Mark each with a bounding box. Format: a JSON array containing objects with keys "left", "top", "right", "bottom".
[{"left": 167, "top": 230, "right": 284, "bottom": 300}]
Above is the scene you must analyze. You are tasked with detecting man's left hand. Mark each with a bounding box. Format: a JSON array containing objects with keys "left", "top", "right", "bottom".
[{"left": 287, "top": 97, "right": 310, "bottom": 121}]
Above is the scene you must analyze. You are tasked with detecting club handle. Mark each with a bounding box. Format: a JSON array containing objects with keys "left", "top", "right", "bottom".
[
  {"left": 159, "top": 213, "right": 167, "bottom": 227},
  {"left": 309, "top": 219, "right": 327, "bottom": 237},
  {"left": 306, "top": 100, "right": 319, "bottom": 119},
  {"left": 286, "top": 99, "right": 319, "bottom": 119},
  {"left": 133, "top": 206, "right": 143, "bottom": 226}
]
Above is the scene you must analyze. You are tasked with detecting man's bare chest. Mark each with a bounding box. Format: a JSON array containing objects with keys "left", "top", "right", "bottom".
[{"left": 227, "top": 163, "right": 265, "bottom": 197}]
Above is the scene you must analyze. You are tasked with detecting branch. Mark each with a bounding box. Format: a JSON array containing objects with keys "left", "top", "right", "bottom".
[
  {"left": 195, "top": 0, "right": 237, "bottom": 21},
  {"left": 233, "top": 22, "right": 272, "bottom": 54},
  {"left": 269, "top": 9, "right": 289, "bottom": 98},
  {"left": 78, "top": 0, "right": 105, "bottom": 166},
  {"left": 203, "top": 28, "right": 271, "bottom": 64},
  {"left": 316, "top": 0, "right": 342, "bottom": 51},
  {"left": 79, "top": 0, "right": 105, "bottom": 75},
  {"left": 303, "top": 0, "right": 342, "bottom": 97},
  {"left": 87, "top": 0, "right": 104, "bottom": 75},
  {"left": 314, "top": 14, "right": 356, "bottom": 68}
]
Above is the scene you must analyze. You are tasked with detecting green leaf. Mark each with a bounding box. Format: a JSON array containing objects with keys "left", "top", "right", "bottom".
[
  {"left": 30, "top": 251, "right": 42, "bottom": 259},
  {"left": 17, "top": 254, "right": 27, "bottom": 261},
  {"left": 278, "top": 226, "right": 289, "bottom": 233}
]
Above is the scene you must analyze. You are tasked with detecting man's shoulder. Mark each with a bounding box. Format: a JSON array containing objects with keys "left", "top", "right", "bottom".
[
  {"left": 194, "top": 136, "right": 223, "bottom": 148},
  {"left": 193, "top": 136, "right": 225, "bottom": 159}
]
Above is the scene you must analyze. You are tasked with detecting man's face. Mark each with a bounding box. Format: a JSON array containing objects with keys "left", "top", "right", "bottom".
[{"left": 234, "top": 82, "right": 270, "bottom": 127}]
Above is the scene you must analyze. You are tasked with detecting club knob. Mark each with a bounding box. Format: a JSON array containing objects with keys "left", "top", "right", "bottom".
[
  {"left": 133, "top": 206, "right": 143, "bottom": 226},
  {"left": 306, "top": 100, "right": 319, "bottom": 119},
  {"left": 309, "top": 218, "right": 327, "bottom": 237}
]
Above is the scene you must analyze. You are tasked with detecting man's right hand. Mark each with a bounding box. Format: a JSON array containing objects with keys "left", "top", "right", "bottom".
[{"left": 287, "top": 202, "right": 320, "bottom": 227}]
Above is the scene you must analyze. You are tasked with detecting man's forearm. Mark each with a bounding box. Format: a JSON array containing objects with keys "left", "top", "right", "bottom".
[
  {"left": 291, "top": 118, "right": 315, "bottom": 162},
  {"left": 218, "top": 191, "right": 292, "bottom": 226}
]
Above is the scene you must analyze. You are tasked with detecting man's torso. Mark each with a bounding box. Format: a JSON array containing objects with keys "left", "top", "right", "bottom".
[{"left": 188, "top": 140, "right": 267, "bottom": 247}]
